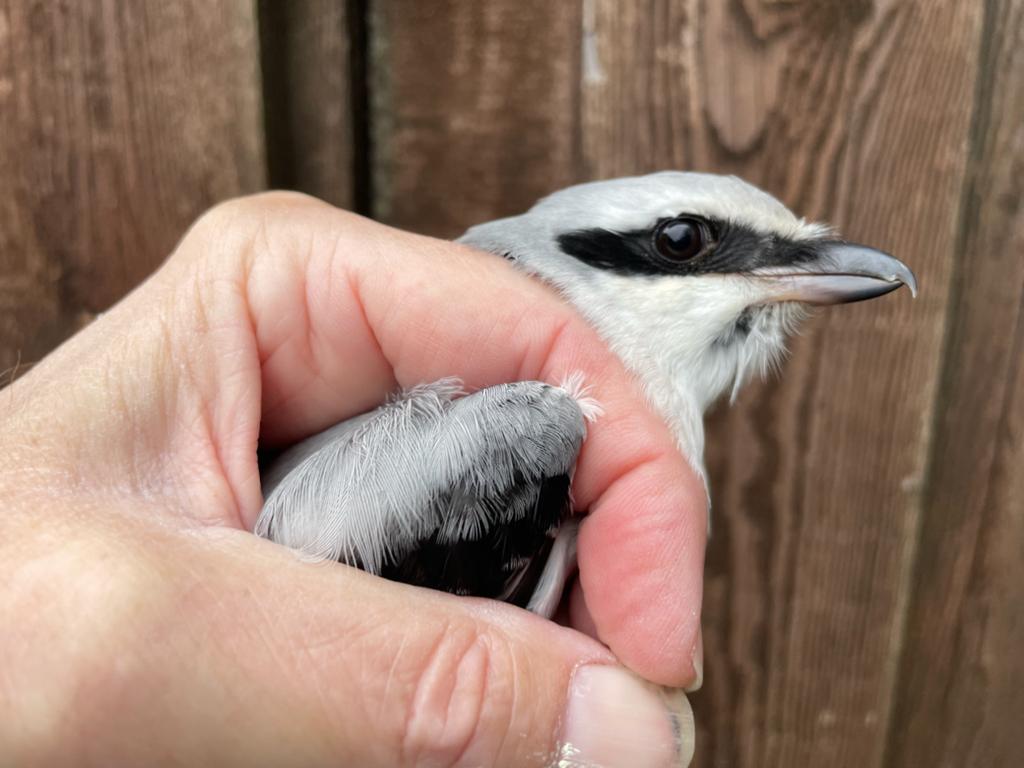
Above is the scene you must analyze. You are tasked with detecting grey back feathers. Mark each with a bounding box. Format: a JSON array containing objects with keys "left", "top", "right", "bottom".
[{"left": 257, "top": 379, "right": 592, "bottom": 580}]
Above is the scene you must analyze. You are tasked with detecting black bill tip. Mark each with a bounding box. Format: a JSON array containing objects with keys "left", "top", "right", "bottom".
[{"left": 755, "top": 242, "right": 918, "bottom": 305}]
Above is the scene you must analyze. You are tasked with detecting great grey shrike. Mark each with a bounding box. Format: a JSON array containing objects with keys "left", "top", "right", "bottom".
[{"left": 255, "top": 172, "right": 917, "bottom": 617}]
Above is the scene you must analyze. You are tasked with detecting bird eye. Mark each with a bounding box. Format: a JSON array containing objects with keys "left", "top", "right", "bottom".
[{"left": 654, "top": 218, "right": 709, "bottom": 261}]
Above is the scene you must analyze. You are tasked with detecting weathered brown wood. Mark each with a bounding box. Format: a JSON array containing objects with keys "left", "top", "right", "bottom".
[
  {"left": 258, "top": 0, "right": 358, "bottom": 210},
  {"left": 0, "top": 0, "right": 265, "bottom": 375},
  {"left": 885, "top": 1, "right": 1024, "bottom": 765},
  {"left": 582, "top": 1, "right": 983, "bottom": 766},
  {"left": 369, "top": 0, "right": 582, "bottom": 238},
  {"left": 6, "top": 1, "right": 1023, "bottom": 763}
]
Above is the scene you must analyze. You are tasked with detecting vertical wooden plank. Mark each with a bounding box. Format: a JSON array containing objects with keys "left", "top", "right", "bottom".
[
  {"left": 885, "top": 1, "right": 1024, "bottom": 765},
  {"left": 369, "top": 0, "right": 582, "bottom": 238},
  {"left": 582, "top": 1, "right": 981, "bottom": 766},
  {"left": 258, "top": 0, "right": 358, "bottom": 210},
  {"left": 0, "top": 0, "right": 265, "bottom": 374}
]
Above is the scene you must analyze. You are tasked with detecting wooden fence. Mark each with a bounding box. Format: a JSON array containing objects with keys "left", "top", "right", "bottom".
[{"left": 2, "top": 2, "right": 1021, "bottom": 766}]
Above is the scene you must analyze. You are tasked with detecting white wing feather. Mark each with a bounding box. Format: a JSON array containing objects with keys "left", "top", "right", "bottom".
[{"left": 256, "top": 378, "right": 590, "bottom": 577}]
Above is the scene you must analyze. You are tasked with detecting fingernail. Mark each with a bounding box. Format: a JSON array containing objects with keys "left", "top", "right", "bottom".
[
  {"left": 558, "top": 665, "right": 695, "bottom": 767},
  {"left": 686, "top": 630, "right": 703, "bottom": 693}
]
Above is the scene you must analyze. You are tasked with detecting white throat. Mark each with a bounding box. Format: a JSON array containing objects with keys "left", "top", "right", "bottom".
[
  {"left": 463, "top": 258, "right": 791, "bottom": 481},
  {"left": 510, "top": 255, "right": 796, "bottom": 478}
]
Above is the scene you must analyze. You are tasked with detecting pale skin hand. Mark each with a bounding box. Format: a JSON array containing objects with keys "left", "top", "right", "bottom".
[{"left": 0, "top": 193, "right": 706, "bottom": 766}]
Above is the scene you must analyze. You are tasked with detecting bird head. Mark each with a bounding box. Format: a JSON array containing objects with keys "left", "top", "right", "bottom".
[{"left": 459, "top": 171, "right": 916, "bottom": 472}]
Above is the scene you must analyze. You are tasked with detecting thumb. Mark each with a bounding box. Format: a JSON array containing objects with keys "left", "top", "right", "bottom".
[{"left": 192, "top": 530, "right": 695, "bottom": 767}]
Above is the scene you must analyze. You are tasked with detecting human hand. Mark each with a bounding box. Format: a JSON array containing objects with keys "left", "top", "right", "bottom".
[{"left": 0, "top": 193, "right": 706, "bottom": 766}]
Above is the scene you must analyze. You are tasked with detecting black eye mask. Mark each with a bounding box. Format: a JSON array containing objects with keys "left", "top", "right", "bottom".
[{"left": 556, "top": 218, "right": 823, "bottom": 278}]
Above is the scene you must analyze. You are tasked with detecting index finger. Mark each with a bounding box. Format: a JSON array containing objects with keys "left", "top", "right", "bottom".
[{"left": 202, "top": 193, "right": 707, "bottom": 688}]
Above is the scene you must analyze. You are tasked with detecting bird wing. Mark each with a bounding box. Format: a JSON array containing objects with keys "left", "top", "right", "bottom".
[{"left": 256, "top": 379, "right": 590, "bottom": 607}]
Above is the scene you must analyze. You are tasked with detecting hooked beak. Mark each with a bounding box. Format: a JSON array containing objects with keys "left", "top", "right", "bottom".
[{"left": 756, "top": 242, "right": 918, "bottom": 305}]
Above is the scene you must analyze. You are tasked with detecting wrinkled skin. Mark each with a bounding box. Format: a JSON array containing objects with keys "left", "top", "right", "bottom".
[{"left": 0, "top": 193, "right": 705, "bottom": 766}]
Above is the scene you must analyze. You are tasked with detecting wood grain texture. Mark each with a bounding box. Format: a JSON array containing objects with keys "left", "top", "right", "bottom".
[
  {"left": 258, "top": 0, "right": 358, "bottom": 210},
  {"left": 6, "top": 1, "right": 1022, "bottom": 764},
  {"left": 0, "top": 0, "right": 265, "bottom": 374},
  {"left": 885, "top": 1, "right": 1024, "bottom": 765},
  {"left": 581, "top": 1, "right": 983, "bottom": 766},
  {"left": 369, "top": 0, "right": 582, "bottom": 238}
]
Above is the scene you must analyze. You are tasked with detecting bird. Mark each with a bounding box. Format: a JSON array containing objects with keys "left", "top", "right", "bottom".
[{"left": 255, "top": 171, "right": 917, "bottom": 618}]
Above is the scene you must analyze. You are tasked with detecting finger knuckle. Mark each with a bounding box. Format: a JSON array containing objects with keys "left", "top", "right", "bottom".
[
  {"left": 183, "top": 192, "right": 327, "bottom": 257},
  {"left": 400, "top": 621, "right": 516, "bottom": 767},
  {"left": 200, "top": 191, "right": 323, "bottom": 228}
]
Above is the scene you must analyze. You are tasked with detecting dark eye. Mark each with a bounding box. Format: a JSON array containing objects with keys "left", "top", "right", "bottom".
[{"left": 654, "top": 218, "right": 709, "bottom": 261}]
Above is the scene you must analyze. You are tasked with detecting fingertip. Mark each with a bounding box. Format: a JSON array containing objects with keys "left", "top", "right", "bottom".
[{"left": 576, "top": 456, "right": 707, "bottom": 688}]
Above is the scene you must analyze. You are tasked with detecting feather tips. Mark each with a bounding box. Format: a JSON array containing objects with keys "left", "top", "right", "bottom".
[{"left": 256, "top": 378, "right": 596, "bottom": 580}]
